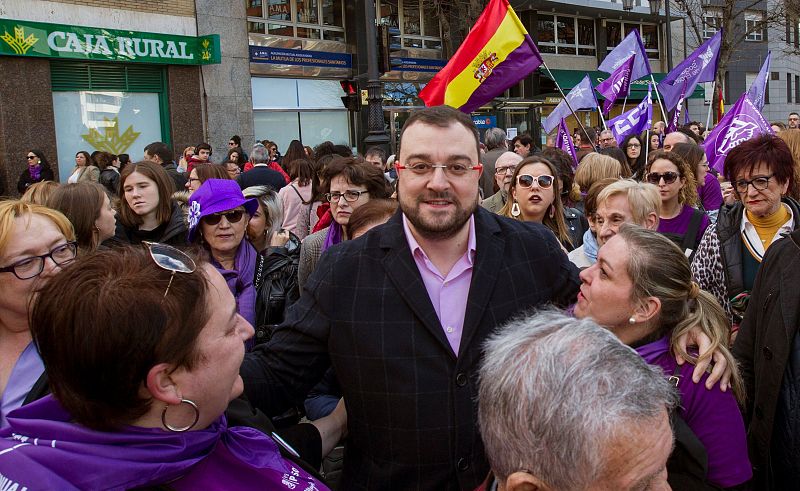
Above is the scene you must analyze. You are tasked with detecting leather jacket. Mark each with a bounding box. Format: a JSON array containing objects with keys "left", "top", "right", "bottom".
[{"left": 253, "top": 232, "right": 301, "bottom": 345}]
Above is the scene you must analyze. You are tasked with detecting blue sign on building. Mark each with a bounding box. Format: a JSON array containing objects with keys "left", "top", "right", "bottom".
[
  {"left": 472, "top": 115, "right": 497, "bottom": 128},
  {"left": 249, "top": 46, "right": 352, "bottom": 69},
  {"left": 390, "top": 57, "right": 446, "bottom": 73}
]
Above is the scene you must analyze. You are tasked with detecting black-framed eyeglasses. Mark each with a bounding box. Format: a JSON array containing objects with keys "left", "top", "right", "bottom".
[
  {"left": 143, "top": 242, "right": 196, "bottom": 299},
  {"left": 0, "top": 242, "right": 77, "bottom": 280},
  {"left": 325, "top": 190, "right": 368, "bottom": 203},
  {"left": 626, "top": 143, "right": 641, "bottom": 149},
  {"left": 517, "top": 174, "right": 554, "bottom": 189},
  {"left": 646, "top": 171, "right": 679, "bottom": 185},
  {"left": 494, "top": 165, "right": 517, "bottom": 175},
  {"left": 734, "top": 174, "right": 774, "bottom": 193},
  {"left": 203, "top": 209, "right": 245, "bottom": 225}
]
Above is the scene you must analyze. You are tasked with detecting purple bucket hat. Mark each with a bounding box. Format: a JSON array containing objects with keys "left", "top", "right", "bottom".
[{"left": 187, "top": 178, "right": 258, "bottom": 242}]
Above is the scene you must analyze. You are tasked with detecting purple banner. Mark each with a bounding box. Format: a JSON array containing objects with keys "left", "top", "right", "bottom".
[
  {"left": 704, "top": 94, "right": 773, "bottom": 174},
  {"left": 596, "top": 55, "right": 634, "bottom": 115},
  {"left": 658, "top": 31, "right": 721, "bottom": 110},
  {"left": 609, "top": 85, "right": 652, "bottom": 145},
  {"left": 556, "top": 118, "right": 579, "bottom": 169},
  {"left": 598, "top": 29, "right": 652, "bottom": 82}
]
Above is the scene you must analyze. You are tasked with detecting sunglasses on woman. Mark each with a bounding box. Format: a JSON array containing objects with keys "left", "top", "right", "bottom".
[
  {"left": 646, "top": 171, "right": 679, "bottom": 185},
  {"left": 203, "top": 209, "right": 245, "bottom": 226},
  {"left": 517, "top": 174, "right": 554, "bottom": 189},
  {"left": 143, "top": 242, "right": 196, "bottom": 299}
]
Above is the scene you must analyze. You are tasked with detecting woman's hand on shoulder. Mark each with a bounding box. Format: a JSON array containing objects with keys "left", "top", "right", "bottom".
[{"left": 675, "top": 325, "right": 732, "bottom": 391}]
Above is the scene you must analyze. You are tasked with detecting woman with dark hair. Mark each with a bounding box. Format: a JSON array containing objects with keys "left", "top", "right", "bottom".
[
  {"left": 646, "top": 149, "right": 709, "bottom": 257},
  {"left": 16, "top": 149, "right": 55, "bottom": 194},
  {"left": 0, "top": 246, "right": 336, "bottom": 489},
  {"left": 282, "top": 139, "right": 306, "bottom": 172},
  {"left": 67, "top": 150, "right": 100, "bottom": 184},
  {"left": 114, "top": 161, "right": 186, "bottom": 246},
  {"left": 278, "top": 158, "right": 316, "bottom": 240},
  {"left": 95, "top": 151, "right": 120, "bottom": 197},
  {"left": 185, "top": 162, "right": 230, "bottom": 194},
  {"left": 540, "top": 147, "right": 589, "bottom": 242},
  {"left": 576, "top": 225, "right": 751, "bottom": 489},
  {"left": 672, "top": 142, "right": 723, "bottom": 223},
  {"left": 227, "top": 146, "right": 247, "bottom": 172},
  {"left": 297, "top": 158, "right": 391, "bottom": 289},
  {"left": 692, "top": 134, "right": 800, "bottom": 330},
  {"left": 117, "top": 153, "right": 131, "bottom": 173},
  {"left": 500, "top": 156, "right": 585, "bottom": 250},
  {"left": 621, "top": 134, "right": 646, "bottom": 179},
  {"left": 47, "top": 182, "right": 116, "bottom": 254}
]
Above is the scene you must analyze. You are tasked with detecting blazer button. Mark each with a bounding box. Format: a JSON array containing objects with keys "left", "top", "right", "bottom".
[
  {"left": 457, "top": 457, "right": 470, "bottom": 472},
  {"left": 762, "top": 347, "right": 773, "bottom": 360},
  {"left": 456, "top": 372, "right": 468, "bottom": 387}
]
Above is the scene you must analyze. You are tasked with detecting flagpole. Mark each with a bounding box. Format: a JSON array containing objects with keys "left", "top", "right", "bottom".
[
  {"left": 649, "top": 74, "right": 667, "bottom": 124},
  {"left": 541, "top": 59, "right": 599, "bottom": 152},
  {"left": 598, "top": 109, "right": 607, "bottom": 131},
  {"left": 705, "top": 80, "right": 716, "bottom": 130},
  {"left": 622, "top": 95, "right": 628, "bottom": 113}
]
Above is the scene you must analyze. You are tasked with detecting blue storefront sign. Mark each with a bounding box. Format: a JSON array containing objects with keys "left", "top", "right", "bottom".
[
  {"left": 249, "top": 46, "right": 352, "bottom": 69},
  {"left": 472, "top": 115, "right": 497, "bottom": 128},
  {"left": 390, "top": 57, "right": 446, "bottom": 73}
]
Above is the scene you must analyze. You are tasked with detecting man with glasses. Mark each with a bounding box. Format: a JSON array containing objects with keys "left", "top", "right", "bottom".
[
  {"left": 598, "top": 129, "right": 617, "bottom": 148},
  {"left": 789, "top": 112, "right": 800, "bottom": 129},
  {"left": 479, "top": 128, "right": 509, "bottom": 198},
  {"left": 241, "top": 105, "right": 581, "bottom": 490},
  {"left": 480, "top": 151, "right": 523, "bottom": 214}
]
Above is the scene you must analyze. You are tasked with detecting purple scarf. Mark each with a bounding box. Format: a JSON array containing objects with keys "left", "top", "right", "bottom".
[
  {"left": 0, "top": 395, "right": 328, "bottom": 491},
  {"left": 212, "top": 240, "right": 257, "bottom": 330},
  {"left": 320, "top": 222, "right": 343, "bottom": 253},
  {"left": 29, "top": 165, "right": 41, "bottom": 181}
]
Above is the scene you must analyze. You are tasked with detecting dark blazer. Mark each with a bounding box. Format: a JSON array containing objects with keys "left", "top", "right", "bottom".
[
  {"left": 241, "top": 207, "right": 581, "bottom": 490},
  {"left": 237, "top": 165, "right": 287, "bottom": 192},
  {"left": 734, "top": 228, "right": 800, "bottom": 489}
]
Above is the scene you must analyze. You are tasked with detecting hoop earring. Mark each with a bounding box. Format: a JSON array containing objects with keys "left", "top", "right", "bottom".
[
  {"left": 161, "top": 399, "right": 200, "bottom": 432},
  {"left": 511, "top": 201, "right": 521, "bottom": 217}
]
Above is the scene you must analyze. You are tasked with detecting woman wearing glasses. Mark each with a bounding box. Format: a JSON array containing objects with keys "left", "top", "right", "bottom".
[
  {"left": 115, "top": 161, "right": 187, "bottom": 247},
  {"left": 621, "top": 134, "right": 646, "bottom": 179},
  {"left": 500, "top": 156, "right": 584, "bottom": 251},
  {"left": 672, "top": 142, "right": 724, "bottom": 224},
  {"left": 0, "top": 200, "right": 77, "bottom": 427},
  {"left": 0, "top": 245, "right": 335, "bottom": 489},
  {"left": 692, "top": 134, "right": 800, "bottom": 331},
  {"left": 645, "top": 150, "right": 709, "bottom": 259},
  {"left": 16, "top": 149, "right": 55, "bottom": 195},
  {"left": 188, "top": 179, "right": 259, "bottom": 344},
  {"left": 297, "top": 158, "right": 391, "bottom": 290}
]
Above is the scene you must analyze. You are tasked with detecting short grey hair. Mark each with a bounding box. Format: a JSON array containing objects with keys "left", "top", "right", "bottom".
[
  {"left": 478, "top": 309, "right": 678, "bottom": 489},
  {"left": 242, "top": 185, "right": 283, "bottom": 240},
  {"left": 250, "top": 143, "right": 269, "bottom": 164},
  {"left": 484, "top": 127, "right": 508, "bottom": 150},
  {"left": 599, "top": 129, "right": 614, "bottom": 139}
]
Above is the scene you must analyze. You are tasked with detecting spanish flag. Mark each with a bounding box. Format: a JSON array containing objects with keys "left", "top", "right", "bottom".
[{"left": 418, "top": 0, "right": 542, "bottom": 113}]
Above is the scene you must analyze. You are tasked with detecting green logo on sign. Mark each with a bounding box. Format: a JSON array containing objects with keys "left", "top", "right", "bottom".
[
  {"left": 1, "top": 26, "right": 38, "bottom": 55},
  {"left": 82, "top": 117, "right": 141, "bottom": 154}
]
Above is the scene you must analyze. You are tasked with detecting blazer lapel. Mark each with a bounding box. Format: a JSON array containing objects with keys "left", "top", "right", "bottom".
[
  {"left": 380, "top": 212, "right": 455, "bottom": 356},
  {"left": 458, "top": 208, "right": 503, "bottom": 357}
]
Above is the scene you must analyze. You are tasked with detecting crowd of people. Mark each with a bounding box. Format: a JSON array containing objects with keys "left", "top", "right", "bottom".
[{"left": 1, "top": 106, "right": 800, "bottom": 489}]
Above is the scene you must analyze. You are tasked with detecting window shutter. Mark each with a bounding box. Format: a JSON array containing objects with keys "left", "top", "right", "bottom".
[{"left": 50, "top": 61, "right": 164, "bottom": 92}]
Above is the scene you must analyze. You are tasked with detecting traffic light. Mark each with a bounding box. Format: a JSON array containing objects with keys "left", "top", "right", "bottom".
[{"left": 340, "top": 79, "right": 360, "bottom": 111}]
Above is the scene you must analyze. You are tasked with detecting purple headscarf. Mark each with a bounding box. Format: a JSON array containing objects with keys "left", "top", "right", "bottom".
[{"left": 0, "top": 395, "right": 329, "bottom": 491}]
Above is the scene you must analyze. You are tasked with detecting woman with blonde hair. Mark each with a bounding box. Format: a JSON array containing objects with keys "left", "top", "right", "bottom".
[
  {"left": 574, "top": 152, "right": 627, "bottom": 196},
  {"left": 576, "top": 224, "right": 750, "bottom": 489},
  {"left": 20, "top": 181, "right": 59, "bottom": 205},
  {"left": 177, "top": 146, "right": 195, "bottom": 173},
  {"left": 500, "top": 156, "right": 580, "bottom": 250}
]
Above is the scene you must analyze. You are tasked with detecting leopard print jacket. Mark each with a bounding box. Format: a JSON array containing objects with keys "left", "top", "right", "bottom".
[{"left": 691, "top": 225, "right": 733, "bottom": 323}]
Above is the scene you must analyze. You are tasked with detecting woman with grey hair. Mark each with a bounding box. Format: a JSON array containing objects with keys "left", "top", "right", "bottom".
[{"left": 243, "top": 186, "right": 300, "bottom": 346}]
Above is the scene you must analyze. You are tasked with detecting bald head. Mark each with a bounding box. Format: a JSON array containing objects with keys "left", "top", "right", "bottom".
[
  {"left": 494, "top": 151, "right": 524, "bottom": 192},
  {"left": 662, "top": 131, "right": 691, "bottom": 152}
]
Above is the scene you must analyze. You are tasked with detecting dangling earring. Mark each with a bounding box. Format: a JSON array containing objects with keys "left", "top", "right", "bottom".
[
  {"left": 549, "top": 204, "right": 555, "bottom": 219},
  {"left": 511, "top": 201, "right": 521, "bottom": 217}
]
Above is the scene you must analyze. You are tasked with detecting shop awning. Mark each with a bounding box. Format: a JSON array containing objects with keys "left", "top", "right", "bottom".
[{"left": 540, "top": 69, "right": 705, "bottom": 100}]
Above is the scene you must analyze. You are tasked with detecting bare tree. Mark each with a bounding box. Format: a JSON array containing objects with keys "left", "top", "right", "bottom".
[{"left": 428, "top": 0, "right": 489, "bottom": 55}]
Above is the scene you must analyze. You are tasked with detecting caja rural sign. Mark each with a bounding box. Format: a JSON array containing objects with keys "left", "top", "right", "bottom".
[{"left": 0, "top": 18, "right": 220, "bottom": 65}]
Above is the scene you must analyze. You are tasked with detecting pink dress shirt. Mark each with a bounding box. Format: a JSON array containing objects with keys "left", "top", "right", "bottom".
[{"left": 402, "top": 214, "right": 477, "bottom": 355}]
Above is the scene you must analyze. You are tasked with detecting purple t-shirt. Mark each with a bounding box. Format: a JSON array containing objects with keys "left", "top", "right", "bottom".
[
  {"left": 698, "top": 173, "right": 724, "bottom": 212},
  {"left": 637, "top": 337, "right": 752, "bottom": 488},
  {"left": 657, "top": 205, "right": 710, "bottom": 244}
]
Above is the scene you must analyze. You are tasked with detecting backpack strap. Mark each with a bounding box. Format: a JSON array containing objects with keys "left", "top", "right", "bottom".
[{"left": 681, "top": 208, "right": 705, "bottom": 253}]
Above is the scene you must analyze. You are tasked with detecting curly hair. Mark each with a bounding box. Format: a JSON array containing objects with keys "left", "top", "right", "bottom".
[{"left": 646, "top": 149, "right": 699, "bottom": 206}]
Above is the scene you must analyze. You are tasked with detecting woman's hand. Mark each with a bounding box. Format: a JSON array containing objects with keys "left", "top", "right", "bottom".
[
  {"left": 310, "top": 398, "right": 347, "bottom": 457},
  {"left": 720, "top": 181, "right": 736, "bottom": 206},
  {"left": 675, "top": 326, "right": 732, "bottom": 391},
  {"left": 270, "top": 229, "right": 291, "bottom": 247}
]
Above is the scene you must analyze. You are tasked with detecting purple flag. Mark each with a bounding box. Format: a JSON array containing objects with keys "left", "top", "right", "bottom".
[
  {"left": 746, "top": 51, "right": 771, "bottom": 111},
  {"left": 555, "top": 118, "right": 579, "bottom": 169},
  {"left": 704, "top": 94, "right": 773, "bottom": 174},
  {"left": 598, "top": 29, "right": 652, "bottom": 82},
  {"left": 667, "top": 80, "right": 688, "bottom": 133},
  {"left": 609, "top": 84, "right": 652, "bottom": 145},
  {"left": 543, "top": 75, "right": 598, "bottom": 133},
  {"left": 596, "top": 55, "right": 635, "bottom": 114},
  {"left": 659, "top": 31, "right": 721, "bottom": 110}
]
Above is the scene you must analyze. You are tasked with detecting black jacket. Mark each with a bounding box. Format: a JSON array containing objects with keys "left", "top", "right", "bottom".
[
  {"left": 112, "top": 200, "right": 188, "bottom": 247},
  {"left": 17, "top": 166, "right": 55, "bottom": 194},
  {"left": 564, "top": 207, "right": 589, "bottom": 250},
  {"left": 253, "top": 233, "right": 301, "bottom": 345},
  {"left": 734, "top": 227, "right": 800, "bottom": 489},
  {"left": 99, "top": 168, "right": 120, "bottom": 196},
  {"left": 162, "top": 162, "right": 187, "bottom": 192},
  {"left": 240, "top": 208, "right": 580, "bottom": 490}
]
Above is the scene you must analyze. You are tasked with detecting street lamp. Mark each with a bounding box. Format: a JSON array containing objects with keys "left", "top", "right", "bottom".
[
  {"left": 622, "top": 0, "right": 635, "bottom": 11},
  {"left": 648, "top": 0, "right": 661, "bottom": 16}
]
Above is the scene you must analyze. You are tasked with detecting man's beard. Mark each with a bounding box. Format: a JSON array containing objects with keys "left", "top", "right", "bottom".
[{"left": 400, "top": 190, "right": 477, "bottom": 241}]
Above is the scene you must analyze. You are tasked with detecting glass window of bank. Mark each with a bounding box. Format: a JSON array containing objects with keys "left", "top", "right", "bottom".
[{"left": 246, "top": 0, "right": 346, "bottom": 41}]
